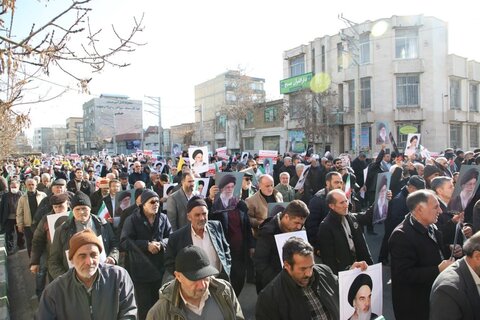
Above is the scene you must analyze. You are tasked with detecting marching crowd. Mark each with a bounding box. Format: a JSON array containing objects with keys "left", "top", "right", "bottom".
[{"left": 0, "top": 146, "right": 479, "bottom": 320}]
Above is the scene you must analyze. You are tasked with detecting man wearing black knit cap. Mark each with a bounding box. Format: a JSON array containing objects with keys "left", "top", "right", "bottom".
[
  {"left": 120, "top": 189, "right": 171, "bottom": 320},
  {"left": 347, "top": 273, "right": 378, "bottom": 320},
  {"left": 164, "top": 196, "right": 231, "bottom": 284},
  {"left": 48, "top": 191, "right": 119, "bottom": 279}
]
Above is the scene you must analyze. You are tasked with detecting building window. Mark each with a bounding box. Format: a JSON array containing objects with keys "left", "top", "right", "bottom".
[
  {"left": 359, "top": 33, "right": 370, "bottom": 64},
  {"left": 337, "top": 42, "right": 344, "bottom": 72},
  {"left": 350, "top": 126, "right": 371, "bottom": 150},
  {"left": 250, "top": 82, "right": 264, "bottom": 91},
  {"left": 245, "top": 110, "right": 254, "bottom": 127},
  {"left": 450, "top": 78, "right": 461, "bottom": 110},
  {"left": 395, "top": 28, "right": 418, "bottom": 59},
  {"left": 338, "top": 84, "right": 344, "bottom": 109},
  {"left": 396, "top": 122, "right": 421, "bottom": 147},
  {"left": 470, "top": 82, "right": 478, "bottom": 112},
  {"left": 396, "top": 74, "right": 419, "bottom": 107},
  {"left": 450, "top": 123, "right": 462, "bottom": 149},
  {"left": 361, "top": 77, "right": 371, "bottom": 110},
  {"left": 311, "top": 48, "right": 315, "bottom": 74},
  {"left": 289, "top": 55, "right": 305, "bottom": 77},
  {"left": 216, "top": 115, "right": 227, "bottom": 132},
  {"left": 288, "top": 94, "right": 303, "bottom": 119},
  {"left": 470, "top": 125, "right": 479, "bottom": 148},
  {"left": 347, "top": 80, "right": 355, "bottom": 109},
  {"left": 244, "top": 137, "right": 254, "bottom": 150},
  {"left": 321, "top": 45, "right": 326, "bottom": 72},
  {"left": 264, "top": 106, "right": 278, "bottom": 122},
  {"left": 226, "top": 91, "right": 236, "bottom": 103},
  {"left": 263, "top": 136, "right": 280, "bottom": 150}
]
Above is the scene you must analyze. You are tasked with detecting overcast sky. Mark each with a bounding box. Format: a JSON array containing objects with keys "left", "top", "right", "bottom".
[{"left": 12, "top": 0, "right": 480, "bottom": 138}]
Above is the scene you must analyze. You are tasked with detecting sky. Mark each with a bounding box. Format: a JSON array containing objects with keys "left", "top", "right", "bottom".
[{"left": 11, "top": 0, "right": 480, "bottom": 140}]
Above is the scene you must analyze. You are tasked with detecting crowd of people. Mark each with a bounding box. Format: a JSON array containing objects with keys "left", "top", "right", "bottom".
[{"left": 0, "top": 146, "right": 479, "bottom": 319}]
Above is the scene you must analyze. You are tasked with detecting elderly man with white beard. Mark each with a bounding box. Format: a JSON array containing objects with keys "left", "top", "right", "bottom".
[{"left": 347, "top": 273, "right": 378, "bottom": 320}]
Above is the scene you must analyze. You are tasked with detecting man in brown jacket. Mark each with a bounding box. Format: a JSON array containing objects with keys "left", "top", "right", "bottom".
[{"left": 246, "top": 174, "right": 283, "bottom": 238}]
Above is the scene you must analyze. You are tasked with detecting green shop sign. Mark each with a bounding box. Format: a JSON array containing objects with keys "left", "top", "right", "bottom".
[
  {"left": 399, "top": 125, "right": 418, "bottom": 135},
  {"left": 280, "top": 72, "right": 313, "bottom": 94}
]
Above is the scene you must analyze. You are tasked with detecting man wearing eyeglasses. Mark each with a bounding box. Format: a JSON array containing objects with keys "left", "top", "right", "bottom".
[
  {"left": 48, "top": 191, "right": 119, "bottom": 280},
  {"left": 120, "top": 189, "right": 172, "bottom": 320}
]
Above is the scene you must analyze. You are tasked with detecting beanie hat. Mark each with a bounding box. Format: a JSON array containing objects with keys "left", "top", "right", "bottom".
[
  {"left": 141, "top": 189, "right": 158, "bottom": 206},
  {"left": 68, "top": 229, "right": 103, "bottom": 260},
  {"left": 70, "top": 191, "right": 91, "bottom": 209},
  {"left": 187, "top": 196, "right": 207, "bottom": 213},
  {"left": 423, "top": 165, "right": 441, "bottom": 179},
  {"left": 134, "top": 188, "right": 145, "bottom": 200},
  {"left": 51, "top": 178, "right": 67, "bottom": 186}
]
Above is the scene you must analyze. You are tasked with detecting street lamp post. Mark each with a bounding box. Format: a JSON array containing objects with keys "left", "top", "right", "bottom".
[
  {"left": 113, "top": 112, "right": 123, "bottom": 155},
  {"left": 144, "top": 96, "right": 162, "bottom": 154}
]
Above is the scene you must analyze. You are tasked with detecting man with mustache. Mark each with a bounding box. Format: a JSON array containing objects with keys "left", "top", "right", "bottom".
[
  {"left": 36, "top": 229, "right": 137, "bottom": 319},
  {"left": 164, "top": 196, "right": 231, "bottom": 283},
  {"left": 256, "top": 237, "right": 367, "bottom": 320},
  {"left": 147, "top": 245, "right": 243, "bottom": 320}
]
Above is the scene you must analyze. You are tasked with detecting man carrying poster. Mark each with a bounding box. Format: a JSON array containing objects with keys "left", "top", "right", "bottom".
[{"left": 256, "top": 237, "right": 368, "bottom": 320}]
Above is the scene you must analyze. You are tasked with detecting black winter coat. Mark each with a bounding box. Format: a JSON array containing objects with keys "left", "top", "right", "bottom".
[{"left": 120, "top": 209, "right": 171, "bottom": 283}]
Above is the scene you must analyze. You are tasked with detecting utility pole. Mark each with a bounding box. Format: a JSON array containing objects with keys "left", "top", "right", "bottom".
[
  {"left": 144, "top": 96, "right": 162, "bottom": 154},
  {"left": 339, "top": 14, "right": 361, "bottom": 156},
  {"left": 195, "top": 104, "right": 204, "bottom": 145}
]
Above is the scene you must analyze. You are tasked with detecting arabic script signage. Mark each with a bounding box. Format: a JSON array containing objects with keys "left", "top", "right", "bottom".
[{"left": 280, "top": 72, "right": 313, "bottom": 94}]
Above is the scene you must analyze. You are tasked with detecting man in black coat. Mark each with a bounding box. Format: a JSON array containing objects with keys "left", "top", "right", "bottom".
[
  {"left": 306, "top": 171, "right": 344, "bottom": 248},
  {"left": 66, "top": 168, "right": 92, "bottom": 196},
  {"left": 256, "top": 237, "right": 368, "bottom": 320},
  {"left": 389, "top": 189, "right": 453, "bottom": 320},
  {"left": 253, "top": 200, "right": 310, "bottom": 293},
  {"left": 429, "top": 231, "right": 480, "bottom": 320},
  {"left": 378, "top": 175, "right": 426, "bottom": 264},
  {"left": 316, "top": 189, "right": 374, "bottom": 274}
]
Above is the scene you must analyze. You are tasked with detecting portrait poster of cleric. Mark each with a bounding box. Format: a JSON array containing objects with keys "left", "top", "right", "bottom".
[
  {"left": 373, "top": 172, "right": 391, "bottom": 224},
  {"left": 188, "top": 146, "right": 209, "bottom": 174},
  {"left": 194, "top": 178, "right": 209, "bottom": 199},
  {"left": 448, "top": 165, "right": 480, "bottom": 213},
  {"left": 404, "top": 133, "right": 421, "bottom": 157},
  {"left": 375, "top": 121, "right": 390, "bottom": 145},
  {"left": 212, "top": 172, "right": 244, "bottom": 212},
  {"left": 339, "top": 263, "right": 383, "bottom": 320}
]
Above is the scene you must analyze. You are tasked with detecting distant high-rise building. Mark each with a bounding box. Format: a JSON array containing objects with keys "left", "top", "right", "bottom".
[{"left": 82, "top": 94, "right": 142, "bottom": 151}]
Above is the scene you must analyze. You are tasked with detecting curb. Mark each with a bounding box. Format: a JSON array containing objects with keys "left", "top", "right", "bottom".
[{"left": 0, "top": 234, "right": 9, "bottom": 319}]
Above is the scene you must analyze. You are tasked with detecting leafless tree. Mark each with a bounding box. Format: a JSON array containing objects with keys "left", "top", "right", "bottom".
[
  {"left": 0, "top": 0, "right": 144, "bottom": 159},
  {"left": 219, "top": 69, "right": 265, "bottom": 151},
  {"left": 284, "top": 89, "right": 341, "bottom": 151}
]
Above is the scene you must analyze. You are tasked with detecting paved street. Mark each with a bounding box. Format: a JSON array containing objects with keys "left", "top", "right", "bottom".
[{"left": 8, "top": 223, "right": 394, "bottom": 320}]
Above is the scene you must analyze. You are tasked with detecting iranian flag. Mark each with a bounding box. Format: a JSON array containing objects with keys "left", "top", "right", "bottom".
[{"left": 97, "top": 202, "right": 111, "bottom": 220}]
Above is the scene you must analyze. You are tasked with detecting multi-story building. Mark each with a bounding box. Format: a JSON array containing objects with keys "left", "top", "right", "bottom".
[
  {"left": 282, "top": 15, "right": 480, "bottom": 155},
  {"left": 33, "top": 126, "right": 67, "bottom": 154},
  {"left": 82, "top": 94, "right": 143, "bottom": 151},
  {"left": 194, "top": 70, "right": 266, "bottom": 151},
  {"left": 65, "top": 117, "right": 83, "bottom": 154},
  {"left": 144, "top": 126, "right": 171, "bottom": 154}
]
